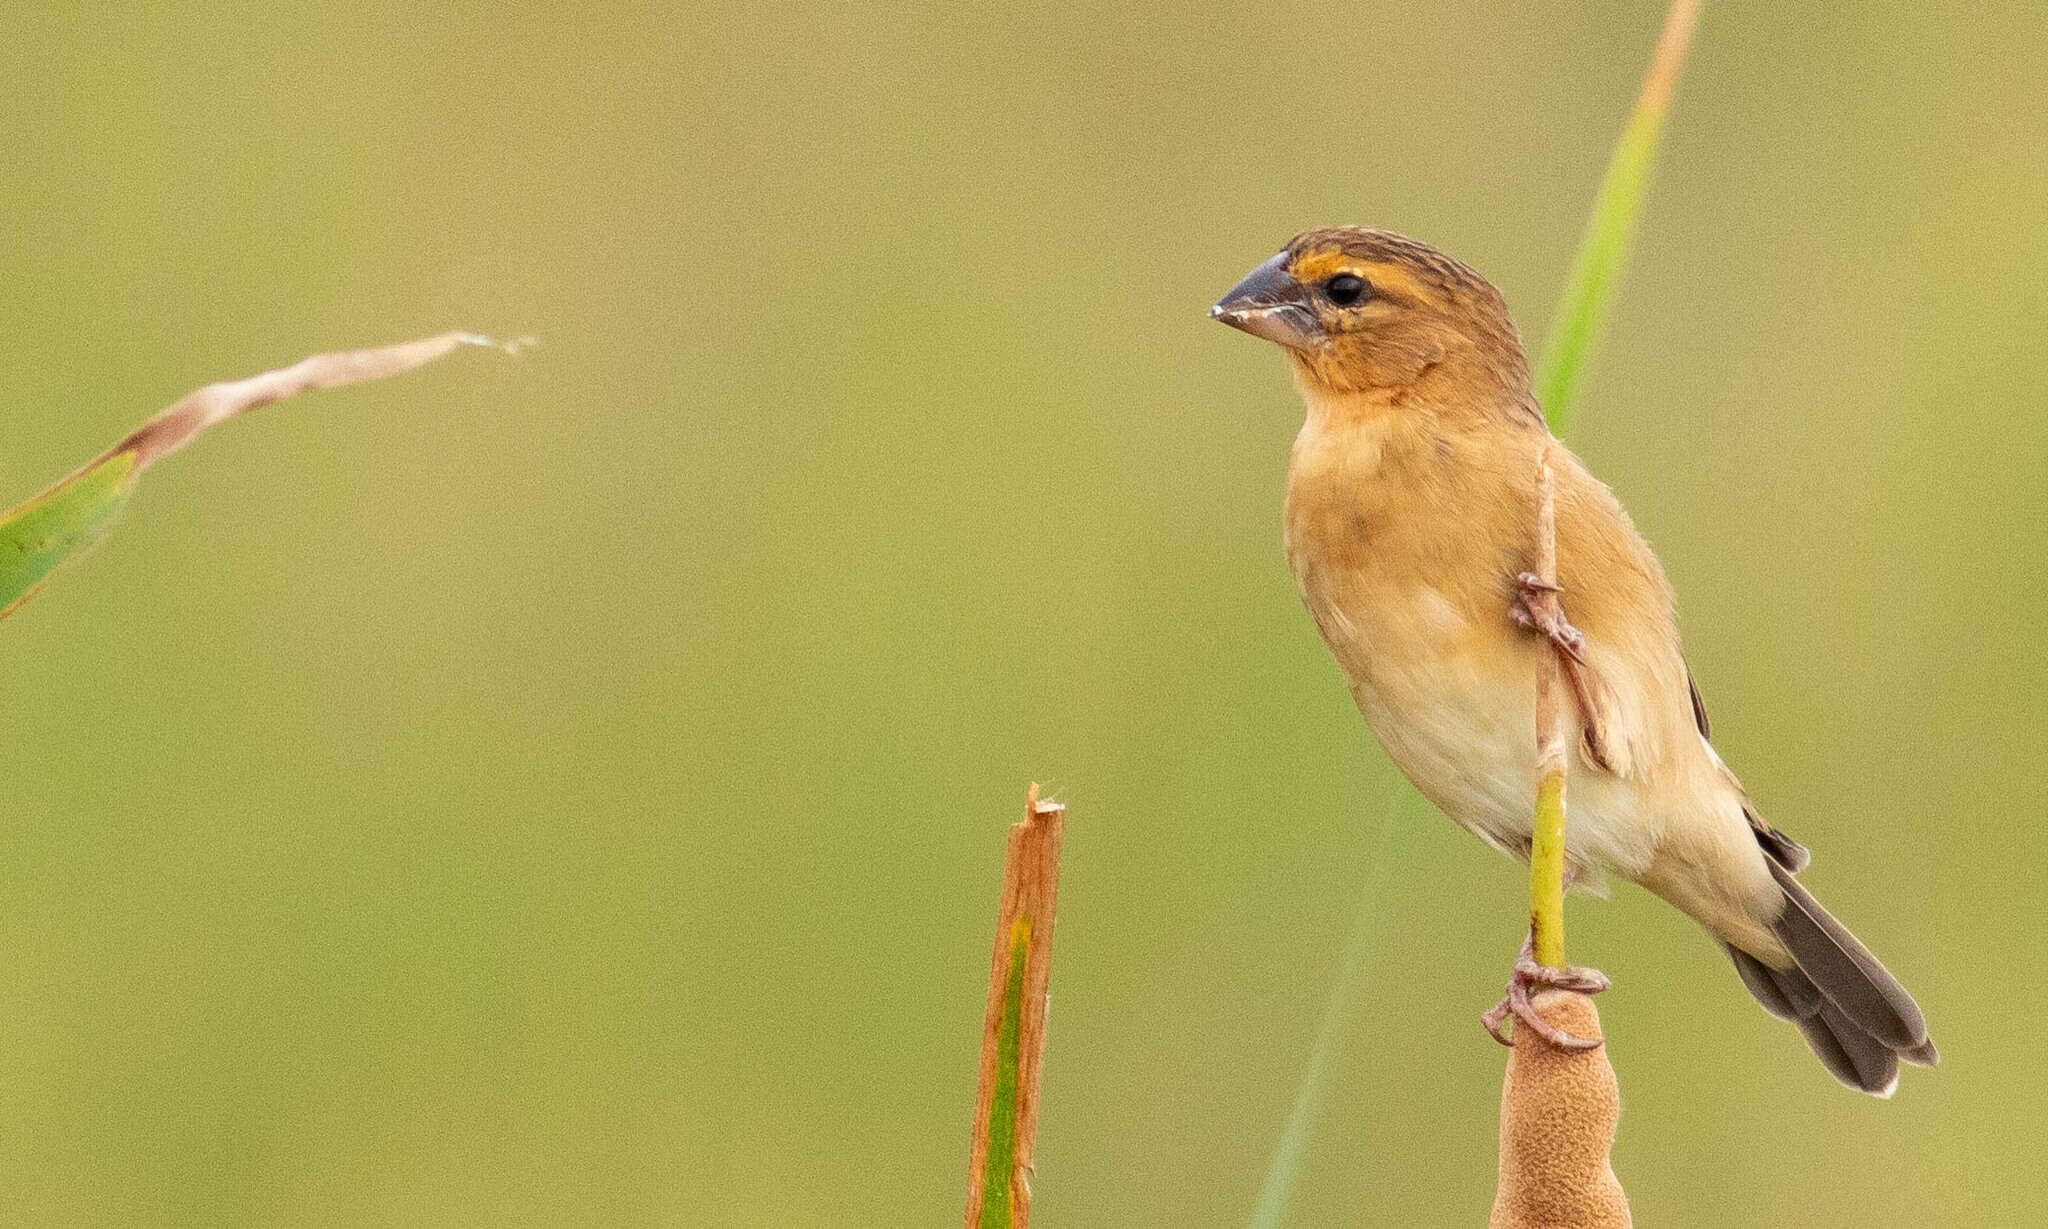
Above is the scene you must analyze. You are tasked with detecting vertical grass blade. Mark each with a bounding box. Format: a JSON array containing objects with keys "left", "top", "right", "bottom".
[
  {"left": 1243, "top": 795, "right": 1416, "bottom": 1229},
  {"left": 0, "top": 331, "right": 524, "bottom": 623},
  {"left": 964, "top": 785, "right": 1066, "bottom": 1229},
  {"left": 1534, "top": 0, "right": 1703, "bottom": 435}
]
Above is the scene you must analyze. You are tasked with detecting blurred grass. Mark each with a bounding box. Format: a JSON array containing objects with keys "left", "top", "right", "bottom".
[
  {"left": 0, "top": 3, "right": 2042, "bottom": 1227},
  {"left": 1536, "top": 0, "right": 1702, "bottom": 435},
  {"left": 1244, "top": 798, "right": 1420, "bottom": 1229}
]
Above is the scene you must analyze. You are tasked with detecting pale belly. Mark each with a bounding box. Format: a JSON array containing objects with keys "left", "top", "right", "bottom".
[
  {"left": 1298, "top": 568, "right": 1658, "bottom": 885},
  {"left": 1280, "top": 402, "right": 1779, "bottom": 948}
]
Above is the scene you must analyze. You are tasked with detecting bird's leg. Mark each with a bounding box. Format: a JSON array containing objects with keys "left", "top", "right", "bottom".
[
  {"left": 1495, "top": 568, "right": 1613, "bottom": 1047},
  {"left": 1508, "top": 572, "right": 1586, "bottom": 663},
  {"left": 1481, "top": 933, "right": 1611, "bottom": 1050},
  {"left": 1508, "top": 573, "right": 1616, "bottom": 772}
]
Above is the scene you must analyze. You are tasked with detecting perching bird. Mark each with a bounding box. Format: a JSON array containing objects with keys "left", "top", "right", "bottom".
[{"left": 1211, "top": 226, "right": 1935, "bottom": 1094}]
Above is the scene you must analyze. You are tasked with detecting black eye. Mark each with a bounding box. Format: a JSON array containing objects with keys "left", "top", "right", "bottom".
[{"left": 1323, "top": 273, "right": 1369, "bottom": 306}]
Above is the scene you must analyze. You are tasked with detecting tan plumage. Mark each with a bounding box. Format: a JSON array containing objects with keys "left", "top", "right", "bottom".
[{"left": 1214, "top": 226, "right": 1934, "bottom": 1094}]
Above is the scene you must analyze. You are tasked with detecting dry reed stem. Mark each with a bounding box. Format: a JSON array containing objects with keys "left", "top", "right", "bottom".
[
  {"left": 96, "top": 332, "right": 531, "bottom": 476},
  {"left": 964, "top": 784, "right": 1066, "bottom": 1229}
]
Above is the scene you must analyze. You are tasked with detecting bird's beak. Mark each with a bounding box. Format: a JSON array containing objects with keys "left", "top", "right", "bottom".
[{"left": 1211, "top": 252, "right": 1321, "bottom": 350}]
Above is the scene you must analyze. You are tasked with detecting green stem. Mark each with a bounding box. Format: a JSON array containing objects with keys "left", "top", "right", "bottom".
[
  {"left": 1529, "top": 771, "right": 1568, "bottom": 970},
  {"left": 978, "top": 917, "right": 1030, "bottom": 1229}
]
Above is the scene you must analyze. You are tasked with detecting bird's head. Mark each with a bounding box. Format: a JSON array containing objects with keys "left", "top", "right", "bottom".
[{"left": 1211, "top": 227, "right": 1532, "bottom": 402}]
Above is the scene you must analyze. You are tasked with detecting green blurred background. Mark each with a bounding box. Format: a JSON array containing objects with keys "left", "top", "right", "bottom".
[{"left": 1, "top": 2, "right": 2042, "bottom": 1224}]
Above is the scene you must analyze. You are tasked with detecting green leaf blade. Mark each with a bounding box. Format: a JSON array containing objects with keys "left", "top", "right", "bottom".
[
  {"left": 1535, "top": 0, "right": 1702, "bottom": 437},
  {"left": 0, "top": 452, "right": 138, "bottom": 620},
  {"left": 977, "top": 916, "right": 1030, "bottom": 1229}
]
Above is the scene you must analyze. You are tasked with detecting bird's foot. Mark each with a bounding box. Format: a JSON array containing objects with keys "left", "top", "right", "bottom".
[
  {"left": 1481, "top": 937, "right": 1610, "bottom": 1050},
  {"left": 1508, "top": 572, "right": 1617, "bottom": 770},
  {"left": 1509, "top": 572, "right": 1587, "bottom": 663}
]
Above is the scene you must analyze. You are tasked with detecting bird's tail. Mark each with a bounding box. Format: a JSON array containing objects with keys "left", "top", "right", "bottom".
[{"left": 1724, "top": 860, "right": 1936, "bottom": 1096}]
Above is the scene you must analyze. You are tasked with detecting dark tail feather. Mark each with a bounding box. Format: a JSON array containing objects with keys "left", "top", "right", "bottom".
[
  {"left": 1794, "top": 1001, "right": 1901, "bottom": 1095},
  {"left": 1722, "top": 864, "right": 1936, "bottom": 1096},
  {"left": 1766, "top": 861, "right": 1928, "bottom": 1049},
  {"left": 1728, "top": 944, "right": 1819, "bottom": 1020},
  {"left": 1901, "top": 1037, "right": 1941, "bottom": 1067}
]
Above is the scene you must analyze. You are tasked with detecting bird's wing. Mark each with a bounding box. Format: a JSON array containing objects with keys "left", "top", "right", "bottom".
[{"left": 1551, "top": 452, "right": 1697, "bottom": 785}]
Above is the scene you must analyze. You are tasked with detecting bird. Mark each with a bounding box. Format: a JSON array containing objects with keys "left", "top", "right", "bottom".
[{"left": 1210, "top": 226, "right": 1935, "bottom": 1095}]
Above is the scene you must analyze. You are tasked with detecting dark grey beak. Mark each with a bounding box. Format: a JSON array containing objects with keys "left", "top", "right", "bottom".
[{"left": 1211, "top": 252, "right": 1321, "bottom": 350}]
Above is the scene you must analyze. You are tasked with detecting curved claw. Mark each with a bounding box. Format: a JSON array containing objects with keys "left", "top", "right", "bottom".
[
  {"left": 1509, "top": 572, "right": 1588, "bottom": 664},
  {"left": 1481, "top": 997, "right": 1518, "bottom": 1046},
  {"left": 1481, "top": 942, "right": 1610, "bottom": 1050}
]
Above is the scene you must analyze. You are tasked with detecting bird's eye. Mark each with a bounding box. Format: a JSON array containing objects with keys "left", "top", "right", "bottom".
[{"left": 1323, "top": 273, "right": 1369, "bottom": 307}]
